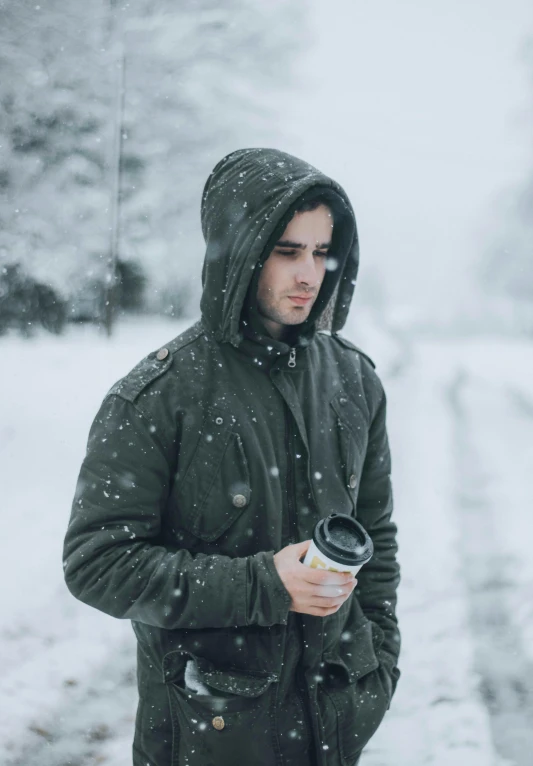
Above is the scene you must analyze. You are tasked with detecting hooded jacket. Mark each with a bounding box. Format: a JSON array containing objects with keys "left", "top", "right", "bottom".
[{"left": 63, "top": 148, "right": 400, "bottom": 766}]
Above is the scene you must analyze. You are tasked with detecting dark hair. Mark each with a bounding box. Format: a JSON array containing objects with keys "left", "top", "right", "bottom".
[{"left": 294, "top": 196, "right": 333, "bottom": 215}]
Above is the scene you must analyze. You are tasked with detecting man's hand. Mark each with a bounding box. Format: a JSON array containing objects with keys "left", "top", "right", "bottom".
[{"left": 273, "top": 539, "right": 357, "bottom": 617}]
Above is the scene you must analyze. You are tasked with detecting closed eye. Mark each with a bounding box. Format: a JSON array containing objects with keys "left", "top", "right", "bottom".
[{"left": 275, "top": 249, "right": 329, "bottom": 257}]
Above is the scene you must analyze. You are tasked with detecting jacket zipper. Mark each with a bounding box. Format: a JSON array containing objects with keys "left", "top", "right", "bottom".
[
  {"left": 288, "top": 347, "right": 296, "bottom": 368},
  {"left": 295, "top": 662, "right": 316, "bottom": 756},
  {"left": 284, "top": 399, "right": 315, "bottom": 759},
  {"left": 284, "top": 402, "right": 298, "bottom": 545}
]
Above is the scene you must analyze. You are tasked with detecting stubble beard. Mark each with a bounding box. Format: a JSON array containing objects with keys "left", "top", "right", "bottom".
[{"left": 258, "top": 292, "right": 314, "bottom": 328}]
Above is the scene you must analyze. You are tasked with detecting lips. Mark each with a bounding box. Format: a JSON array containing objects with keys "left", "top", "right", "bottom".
[{"left": 288, "top": 295, "right": 313, "bottom": 305}]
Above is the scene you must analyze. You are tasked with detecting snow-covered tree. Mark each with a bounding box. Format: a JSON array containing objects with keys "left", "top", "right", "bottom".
[
  {"left": 473, "top": 40, "right": 533, "bottom": 334},
  {"left": 0, "top": 0, "right": 305, "bottom": 328}
]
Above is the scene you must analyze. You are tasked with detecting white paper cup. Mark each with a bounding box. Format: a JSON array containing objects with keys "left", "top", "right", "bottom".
[
  {"left": 302, "top": 538, "right": 364, "bottom": 575},
  {"left": 301, "top": 513, "right": 373, "bottom": 575}
]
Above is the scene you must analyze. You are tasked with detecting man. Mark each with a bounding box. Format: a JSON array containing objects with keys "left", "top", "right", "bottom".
[{"left": 63, "top": 147, "right": 401, "bottom": 766}]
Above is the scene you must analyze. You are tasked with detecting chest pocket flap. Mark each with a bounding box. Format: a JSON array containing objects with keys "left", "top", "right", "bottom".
[
  {"left": 173, "top": 406, "right": 251, "bottom": 542},
  {"left": 330, "top": 392, "right": 369, "bottom": 492}
]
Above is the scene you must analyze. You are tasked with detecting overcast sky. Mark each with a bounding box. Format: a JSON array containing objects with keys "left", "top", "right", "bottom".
[{"left": 279, "top": 0, "right": 533, "bottom": 321}]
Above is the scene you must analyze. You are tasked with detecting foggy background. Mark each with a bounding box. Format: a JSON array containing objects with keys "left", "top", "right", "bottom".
[{"left": 1, "top": 1, "right": 533, "bottom": 764}]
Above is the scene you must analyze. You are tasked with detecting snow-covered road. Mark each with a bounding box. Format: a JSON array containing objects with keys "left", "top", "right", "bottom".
[
  {"left": 2, "top": 322, "right": 532, "bottom": 765},
  {"left": 364, "top": 337, "right": 533, "bottom": 766},
  {"left": 362, "top": 343, "right": 494, "bottom": 765}
]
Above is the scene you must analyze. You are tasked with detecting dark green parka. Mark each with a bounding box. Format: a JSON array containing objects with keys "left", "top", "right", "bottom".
[{"left": 63, "top": 148, "right": 400, "bottom": 766}]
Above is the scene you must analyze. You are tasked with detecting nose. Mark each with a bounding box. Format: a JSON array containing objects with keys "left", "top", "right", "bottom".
[{"left": 295, "top": 253, "right": 321, "bottom": 288}]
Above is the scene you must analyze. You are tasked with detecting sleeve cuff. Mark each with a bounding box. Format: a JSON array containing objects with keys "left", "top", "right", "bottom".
[{"left": 246, "top": 550, "right": 292, "bottom": 626}]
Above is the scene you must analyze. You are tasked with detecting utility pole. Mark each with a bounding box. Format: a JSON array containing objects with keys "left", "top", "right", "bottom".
[{"left": 102, "top": 1, "right": 126, "bottom": 337}]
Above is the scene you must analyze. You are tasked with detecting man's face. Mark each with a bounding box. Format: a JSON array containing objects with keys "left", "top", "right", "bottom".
[{"left": 256, "top": 203, "right": 333, "bottom": 340}]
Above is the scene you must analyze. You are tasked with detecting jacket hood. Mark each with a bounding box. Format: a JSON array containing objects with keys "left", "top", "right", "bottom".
[{"left": 200, "top": 147, "right": 359, "bottom": 347}]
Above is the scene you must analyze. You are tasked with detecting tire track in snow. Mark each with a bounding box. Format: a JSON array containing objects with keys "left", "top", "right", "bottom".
[
  {"left": 361, "top": 343, "right": 495, "bottom": 766},
  {"left": 448, "top": 369, "right": 533, "bottom": 766}
]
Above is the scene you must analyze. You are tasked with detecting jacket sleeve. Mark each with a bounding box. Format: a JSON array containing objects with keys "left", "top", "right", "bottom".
[
  {"left": 355, "top": 373, "right": 401, "bottom": 694},
  {"left": 63, "top": 393, "right": 292, "bottom": 630}
]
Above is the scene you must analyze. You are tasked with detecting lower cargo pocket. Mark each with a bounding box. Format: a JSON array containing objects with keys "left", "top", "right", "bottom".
[
  {"left": 165, "top": 653, "right": 278, "bottom": 766},
  {"left": 320, "top": 669, "right": 390, "bottom": 765},
  {"left": 319, "top": 621, "right": 391, "bottom": 764}
]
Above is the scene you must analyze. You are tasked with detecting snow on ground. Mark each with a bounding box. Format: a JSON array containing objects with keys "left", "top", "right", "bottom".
[
  {"left": 462, "top": 353, "right": 533, "bottom": 661},
  {"left": 1, "top": 317, "right": 189, "bottom": 766},
  {"left": 443, "top": 339, "right": 533, "bottom": 765},
  {"left": 2, "top": 319, "right": 532, "bottom": 765}
]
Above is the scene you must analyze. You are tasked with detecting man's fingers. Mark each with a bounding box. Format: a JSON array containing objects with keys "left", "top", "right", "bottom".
[
  {"left": 283, "top": 542, "right": 357, "bottom": 618},
  {"left": 293, "top": 578, "right": 355, "bottom": 595},
  {"left": 294, "top": 539, "right": 312, "bottom": 558},
  {"left": 312, "top": 581, "right": 357, "bottom": 598},
  {"left": 298, "top": 563, "right": 356, "bottom": 586}
]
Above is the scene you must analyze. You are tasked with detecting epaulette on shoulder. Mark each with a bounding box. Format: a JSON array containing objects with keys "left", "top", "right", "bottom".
[
  {"left": 106, "top": 321, "right": 204, "bottom": 403},
  {"left": 330, "top": 332, "right": 376, "bottom": 369}
]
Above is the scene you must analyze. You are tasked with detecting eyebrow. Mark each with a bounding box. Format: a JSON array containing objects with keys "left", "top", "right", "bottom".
[{"left": 275, "top": 240, "right": 331, "bottom": 249}]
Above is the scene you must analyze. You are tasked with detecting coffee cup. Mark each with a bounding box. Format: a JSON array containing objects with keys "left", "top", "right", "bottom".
[{"left": 302, "top": 513, "right": 373, "bottom": 575}]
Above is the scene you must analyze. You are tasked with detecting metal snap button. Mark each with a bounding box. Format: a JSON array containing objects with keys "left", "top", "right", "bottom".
[
  {"left": 349, "top": 474, "right": 357, "bottom": 489},
  {"left": 215, "top": 416, "right": 223, "bottom": 425},
  {"left": 212, "top": 715, "right": 225, "bottom": 730},
  {"left": 156, "top": 347, "right": 169, "bottom": 361},
  {"left": 232, "top": 494, "right": 247, "bottom": 508}
]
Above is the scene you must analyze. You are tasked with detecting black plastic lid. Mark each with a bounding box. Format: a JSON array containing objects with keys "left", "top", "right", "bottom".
[{"left": 312, "top": 513, "right": 373, "bottom": 566}]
